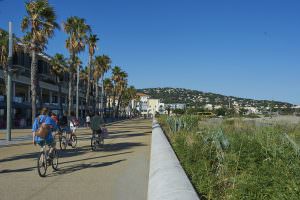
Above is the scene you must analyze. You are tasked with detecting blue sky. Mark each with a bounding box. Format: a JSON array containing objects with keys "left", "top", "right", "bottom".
[{"left": 1, "top": 0, "right": 300, "bottom": 104}]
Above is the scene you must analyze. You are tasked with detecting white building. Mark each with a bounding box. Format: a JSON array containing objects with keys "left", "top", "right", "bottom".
[
  {"left": 148, "top": 99, "right": 160, "bottom": 116},
  {"left": 166, "top": 103, "right": 186, "bottom": 110},
  {"left": 136, "top": 93, "right": 150, "bottom": 115},
  {"left": 204, "top": 104, "right": 213, "bottom": 111}
]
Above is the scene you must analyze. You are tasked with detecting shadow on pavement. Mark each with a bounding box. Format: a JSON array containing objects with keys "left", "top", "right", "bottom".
[
  {"left": 59, "top": 151, "right": 133, "bottom": 165},
  {"left": 0, "top": 151, "right": 39, "bottom": 163},
  {"left": 49, "top": 159, "right": 126, "bottom": 176},
  {"left": 0, "top": 145, "right": 90, "bottom": 164},
  {"left": 103, "top": 142, "right": 146, "bottom": 152},
  {"left": 108, "top": 132, "right": 151, "bottom": 139},
  {"left": 0, "top": 152, "right": 132, "bottom": 175},
  {"left": 0, "top": 166, "right": 36, "bottom": 174}
]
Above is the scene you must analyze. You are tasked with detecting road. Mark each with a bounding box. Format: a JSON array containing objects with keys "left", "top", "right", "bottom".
[{"left": 0, "top": 119, "right": 152, "bottom": 200}]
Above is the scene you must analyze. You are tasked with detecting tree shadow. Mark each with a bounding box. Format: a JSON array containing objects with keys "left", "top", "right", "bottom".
[
  {"left": 0, "top": 141, "right": 32, "bottom": 149},
  {"left": 0, "top": 151, "right": 39, "bottom": 163},
  {"left": 102, "top": 142, "right": 146, "bottom": 152},
  {"left": 0, "top": 145, "right": 90, "bottom": 164},
  {"left": 0, "top": 166, "right": 36, "bottom": 174},
  {"left": 58, "top": 146, "right": 90, "bottom": 158},
  {"left": 49, "top": 159, "right": 126, "bottom": 176},
  {"left": 0, "top": 152, "right": 132, "bottom": 175},
  {"left": 109, "top": 125, "right": 151, "bottom": 130},
  {"left": 59, "top": 151, "right": 133, "bottom": 165},
  {"left": 108, "top": 132, "right": 151, "bottom": 139}
]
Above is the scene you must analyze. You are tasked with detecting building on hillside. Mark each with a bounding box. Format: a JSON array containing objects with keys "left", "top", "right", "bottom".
[
  {"left": 204, "top": 104, "right": 213, "bottom": 111},
  {"left": 166, "top": 103, "right": 186, "bottom": 110},
  {"left": 244, "top": 106, "right": 260, "bottom": 114},
  {"left": 214, "top": 105, "right": 223, "bottom": 110}
]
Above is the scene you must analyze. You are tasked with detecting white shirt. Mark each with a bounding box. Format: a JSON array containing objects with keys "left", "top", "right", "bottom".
[{"left": 86, "top": 116, "right": 90, "bottom": 123}]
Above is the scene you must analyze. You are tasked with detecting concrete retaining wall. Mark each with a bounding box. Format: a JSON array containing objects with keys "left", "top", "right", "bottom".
[{"left": 148, "top": 120, "right": 200, "bottom": 200}]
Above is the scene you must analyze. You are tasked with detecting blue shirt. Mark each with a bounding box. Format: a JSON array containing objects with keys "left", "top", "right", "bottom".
[{"left": 32, "top": 115, "right": 58, "bottom": 142}]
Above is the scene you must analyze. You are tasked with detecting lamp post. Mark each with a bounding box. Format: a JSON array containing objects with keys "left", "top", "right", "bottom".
[{"left": 6, "top": 22, "right": 13, "bottom": 141}]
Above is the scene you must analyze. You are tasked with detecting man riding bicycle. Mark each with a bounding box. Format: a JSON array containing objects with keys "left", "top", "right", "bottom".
[
  {"left": 32, "top": 107, "right": 58, "bottom": 158},
  {"left": 90, "top": 112, "right": 104, "bottom": 136}
]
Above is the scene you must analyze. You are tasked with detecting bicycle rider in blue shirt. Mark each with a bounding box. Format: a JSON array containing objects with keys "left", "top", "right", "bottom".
[{"left": 32, "top": 107, "right": 58, "bottom": 157}]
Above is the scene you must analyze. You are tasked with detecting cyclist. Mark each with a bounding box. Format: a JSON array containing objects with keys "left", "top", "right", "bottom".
[
  {"left": 58, "top": 111, "right": 73, "bottom": 145},
  {"left": 50, "top": 112, "right": 58, "bottom": 125},
  {"left": 90, "top": 112, "right": 104, "bottom": 137},
  {"left": 32, "top": 107, "right": 58, "bottom": 159},
  {"left": 70, "top": 111, "right": 78, "bottom": 135}
]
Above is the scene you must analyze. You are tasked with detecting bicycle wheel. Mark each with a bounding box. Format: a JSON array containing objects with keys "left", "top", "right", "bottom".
[
  {"left": 99, "top": 135, "right": 104, "bottom": 148},
  {"left": 60, "top": 136, "right": 67, "bottom": 150},
  {"left": 70, "top": 134, "right": 77, "bottom": 148},
  {"left": 51, "top": 149, "right": 59, "bottom": 171},
  {"left": 91, "top": 135, "right": 97, "bottom": 151},
  {"left": 37, "top": 152, "right": 47, "bottom": 177}
]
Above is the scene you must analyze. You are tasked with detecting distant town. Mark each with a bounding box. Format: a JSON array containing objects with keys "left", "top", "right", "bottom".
[{"left": 136, "top": 87, "right": 299, "bottom": 117}]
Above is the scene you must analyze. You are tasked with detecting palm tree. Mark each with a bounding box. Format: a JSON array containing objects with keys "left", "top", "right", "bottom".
[
  {"left": 64, "top": 16, "right": 90, "bottom": 116},
  {"left": 80, "top": 67, "right": 88, "bottom": 89},
  {"left": 86, "top": 34, "right": 99, "bottom": 112},
  {"left": 0, "top": 29, "right": 9, "bottom": 95},
  {"left": 103, "top": 78, "right": 113, "bottom": 117},
  {"left": 94, "top": 55, "right": 111, "bottom": 114},
  {"left": 115, "top": 71, "right": 128, "bottom": 117},
  {"left": 67, "top": 55, "right": 82, "bottom": 114},
  {"left": 121, "top": 86, "right": 136, "bottom": 117},
  {"left": 50, "top": 53, "right": 66, "bottom": 116},
  {"left": 21, "top": 0, "right": 58, "bottom": 123},
  {"left": 111, "top": 66, "right": 122, "bottom": 116},
  {"left": 127, "top": 86, "right": 137, "bottom": 117}
]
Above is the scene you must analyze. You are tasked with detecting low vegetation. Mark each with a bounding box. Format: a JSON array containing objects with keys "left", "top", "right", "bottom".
[{"left": 158, "top": 115, "right": 300, "bottom": 199}]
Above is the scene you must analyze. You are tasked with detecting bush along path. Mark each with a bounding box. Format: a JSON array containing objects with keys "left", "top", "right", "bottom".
[{"left": 158, "top": 115, "right": 300, "bottom": 200}]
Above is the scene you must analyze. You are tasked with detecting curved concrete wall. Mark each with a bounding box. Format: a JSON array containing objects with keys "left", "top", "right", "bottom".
[{"left": 148, "top": 120, "right": 200, "bottom": 200}]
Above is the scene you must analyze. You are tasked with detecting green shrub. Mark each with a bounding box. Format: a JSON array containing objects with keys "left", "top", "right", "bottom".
[{"left": 158, "top": 116, "right": 300, "bottom": 199}]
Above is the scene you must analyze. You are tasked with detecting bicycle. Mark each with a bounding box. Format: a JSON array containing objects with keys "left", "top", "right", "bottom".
[
  {"left": 91, "top": 130, "right": 104, "bottom": 151},
  {"left": 37, "top": 142, "right": 59, "bottom": 177},
  {"left": 55, "top": 126, "right": 77, "bottom": 150}
]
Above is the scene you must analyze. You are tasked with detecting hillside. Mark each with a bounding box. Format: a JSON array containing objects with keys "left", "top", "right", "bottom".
[{"left": 138, "top": 87, "right": 294, "bottom": 109}]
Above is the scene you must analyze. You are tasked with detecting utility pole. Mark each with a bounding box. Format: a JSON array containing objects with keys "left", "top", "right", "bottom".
[
  {"left": 6, "top": 22, "right": 13, "bottom": 141},
  {"left": 76, "top": 64, "right": 79, "bottom": 119}
]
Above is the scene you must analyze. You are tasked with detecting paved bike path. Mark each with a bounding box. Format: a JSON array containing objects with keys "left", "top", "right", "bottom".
[{"left": 0, "top": 119, "right": 152, "bottom": 200}]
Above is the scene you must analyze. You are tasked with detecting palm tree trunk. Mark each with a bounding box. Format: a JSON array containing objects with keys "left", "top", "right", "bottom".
[
  {"left": 107, "top": 94, "right": 111, "bottom": 117},
  {"left": 116, "top": 92, "right": 123, "bottom": 118},
  {"left": 68, "top": 53, "right": 75, "bottom": 116},
  {"left": 57, "top": 77, "right": 63, "bottom": 116},
  {"left": 85, "top": 55, "right": 92, "bottom": 113},
  {"left": 112, "top": 88, "right": 117, "bottom": 118},
  {"left": 68, "top": 71, "right": 72, "bottom": 116},
  {"left": 100, "top": 76, "right": 104, "bottom": 118},
  {"left": 31, "top": 49, "right": 37, "bottom": 123},
  {"left": 95, "top": 80, "right": 99, "bottom": 113}
]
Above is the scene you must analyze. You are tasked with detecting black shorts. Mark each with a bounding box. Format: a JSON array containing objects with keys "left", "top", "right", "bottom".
[{"left": 93, "top": 129, "right": 102, "bottom": 135}]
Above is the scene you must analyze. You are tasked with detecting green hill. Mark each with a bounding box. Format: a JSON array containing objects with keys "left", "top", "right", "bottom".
[{"left": 138, "top": 87, "right": 294, "bottom": 109}]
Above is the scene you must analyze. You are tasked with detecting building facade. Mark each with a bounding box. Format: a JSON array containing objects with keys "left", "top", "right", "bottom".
[{"left": 0, "top": 48, "right": 91, "bottom": 128}]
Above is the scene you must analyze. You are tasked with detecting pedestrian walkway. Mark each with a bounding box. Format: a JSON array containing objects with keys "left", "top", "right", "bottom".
[{"left": 0, "top": 119, "right": 152, "bottom": 200}]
